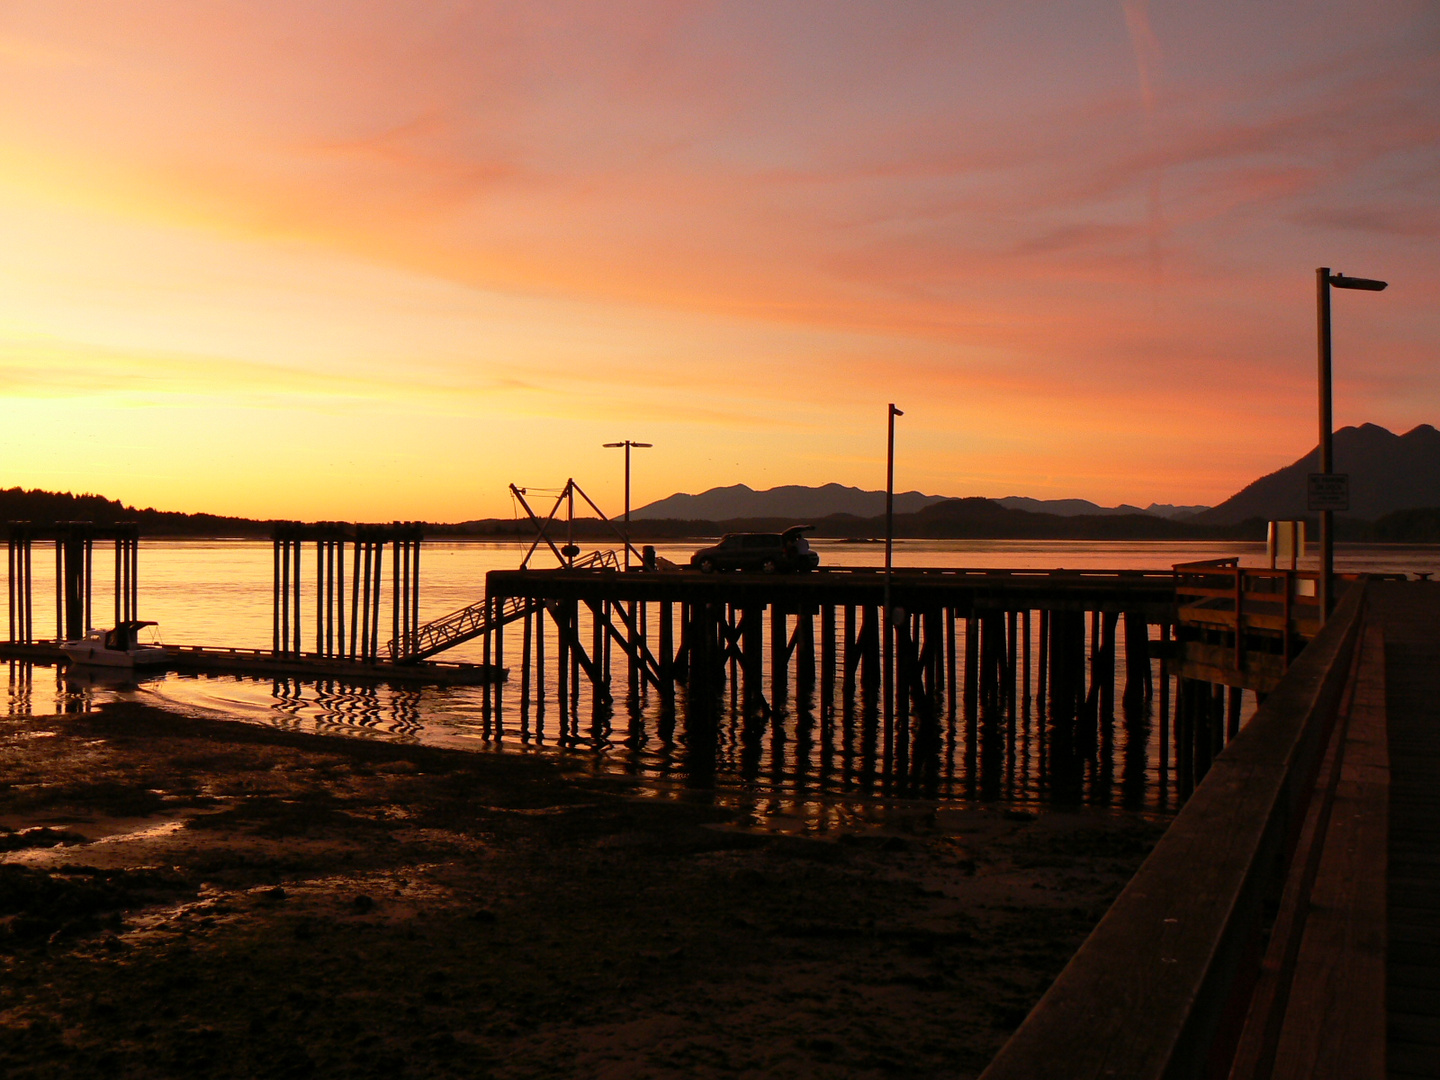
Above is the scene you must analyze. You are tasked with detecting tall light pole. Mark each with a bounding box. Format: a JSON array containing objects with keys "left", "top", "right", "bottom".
[
  {"left": 603, "top": 440, "right": 652, "bottom": 569},
  {"left": 883, "top": 403, "right": 903, "bottom": 730},
  {"left": 1314, "top": 268, "right": 1387, "bottom": 617}
]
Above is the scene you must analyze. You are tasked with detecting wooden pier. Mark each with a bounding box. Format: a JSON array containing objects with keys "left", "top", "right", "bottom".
[
  {"left": 0, "top": 519, "right": 1375, "bottom": 804},
  {"left": 473, "top": 564, "right": 1402, "bottom": 798},
  {"left": 3, "top": 520, "right": 504, "bottom": 685},
  {"left": 979, "top": 578, "right": 1440, "bottom": 1080},
  {"left": 483, "top": 566, "right": 1174, "bottom": 724},
  {"left": 5, "top": 521, "right": 139, "bottom": 644}
]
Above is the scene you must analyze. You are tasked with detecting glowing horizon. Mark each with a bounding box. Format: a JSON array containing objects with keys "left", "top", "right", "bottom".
[{"left": 2, "top": 2, "right": 1436, "bottom": 522}]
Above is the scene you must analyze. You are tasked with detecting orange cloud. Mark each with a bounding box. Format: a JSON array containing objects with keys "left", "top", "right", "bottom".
[{"left": 0, "top": 2, "right": 1435, "bottom": 518}]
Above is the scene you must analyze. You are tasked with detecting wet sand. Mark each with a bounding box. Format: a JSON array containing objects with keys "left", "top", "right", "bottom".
[{"left": 0, "top": 702, "right": 1163, "bottom": 1078}]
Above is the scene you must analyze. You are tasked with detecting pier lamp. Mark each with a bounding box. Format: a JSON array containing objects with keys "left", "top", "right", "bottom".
[
  {"left": 885, "top": 404, "right": 903, "bottom": 593},
  {"left": 1315, "top": 268, "right": 1387, "bottom": 618},
  {"left": 603, "top": 440, "right": 652, "bottom": 570},
  {"left": 884, "top": 403, "right": 903, "bottom": 727}
]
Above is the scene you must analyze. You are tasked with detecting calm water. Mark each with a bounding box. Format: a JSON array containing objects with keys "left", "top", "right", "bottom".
[{"left": 6, "top": 538, "right": 1437, "bottom": 815}]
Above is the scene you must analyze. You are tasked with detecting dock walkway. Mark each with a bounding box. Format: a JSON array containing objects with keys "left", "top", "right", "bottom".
[
  {"left": 979, "top": 579, "right": 1440, "bottom": 1079},
  {"left": 0, "top": 641, "right": 504, "bottom": 685},
  {"left": 1372, "top": 582, "right": 1440, "bottom": 1077}
]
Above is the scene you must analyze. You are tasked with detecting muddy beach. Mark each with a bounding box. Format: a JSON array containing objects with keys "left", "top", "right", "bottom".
[{"left": 0, "top": 701, "right": 1164, "bottom": 1079}]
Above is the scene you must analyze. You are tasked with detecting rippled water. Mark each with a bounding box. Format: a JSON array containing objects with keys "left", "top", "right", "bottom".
[{"left": 6, "top": 538, "right": 1437, "bottom": 811}]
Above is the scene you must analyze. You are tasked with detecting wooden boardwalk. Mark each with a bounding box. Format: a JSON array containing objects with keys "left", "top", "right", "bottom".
[
  {"left": 980, "top": 579, "right": 1440, "bottom": 1080},
  {"left": 1371, "top": 582, "right": 1440, "bottom": 1078}
]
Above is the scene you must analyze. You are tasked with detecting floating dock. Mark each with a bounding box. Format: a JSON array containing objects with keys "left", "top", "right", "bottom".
[{"left": 0, "top": 641, "right": 503, "bottom": 685}]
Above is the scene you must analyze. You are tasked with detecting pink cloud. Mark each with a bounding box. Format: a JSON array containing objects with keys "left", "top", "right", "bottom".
[{"left": 1, "top": 1, "right": 1435, "bottom": 511}]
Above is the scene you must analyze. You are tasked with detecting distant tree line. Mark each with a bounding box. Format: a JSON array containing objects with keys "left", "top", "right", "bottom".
[
  {"left": 4, "top": 487, "right": 1439, "bottom": 542},
  {"left": 0, "top": 487, "right": 271, "bottom": 537}
]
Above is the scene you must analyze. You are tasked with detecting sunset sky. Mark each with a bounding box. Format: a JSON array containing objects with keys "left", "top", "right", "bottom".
[{"left": 1, "top": 1, "right": 1436, "bottom": 522}]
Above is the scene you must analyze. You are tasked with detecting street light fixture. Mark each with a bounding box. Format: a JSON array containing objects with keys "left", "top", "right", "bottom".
[
  {"left": 885, "top": 404, "right": 903, "bottom": 592},
  {"left": 603, "top": 440, "right": 652, "bottom": 570},
  {"left": 1314, "top": 268, "right": 1387, "bottom": 617},
  {"left": 884, "top": 403, "right": 903, "bottom": 728}
]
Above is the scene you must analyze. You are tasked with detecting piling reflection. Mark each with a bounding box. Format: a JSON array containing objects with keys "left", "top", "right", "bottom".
[{"left": 6, "top": 595, "right": 1263, "bottom": 815}]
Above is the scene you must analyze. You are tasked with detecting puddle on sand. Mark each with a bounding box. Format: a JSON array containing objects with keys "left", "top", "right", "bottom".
[{"left": 0, "top": 815, "right": 204, "bottom": 867}]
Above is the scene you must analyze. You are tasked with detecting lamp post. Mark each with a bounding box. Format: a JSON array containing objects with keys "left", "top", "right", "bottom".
[
  {"left": 883, "top": 403, "right": 903, "bottom": 729},
  {"left": 603, "top": 440, "right": 652, "bottom": 569},
  {"left": 1314, "top": 268, "right": 1387, "bottom": 617}
]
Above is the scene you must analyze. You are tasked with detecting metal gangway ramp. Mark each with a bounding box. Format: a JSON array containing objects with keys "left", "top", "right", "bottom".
[{"left": 390, "top": 549, "right": 620, "bottom": 662}]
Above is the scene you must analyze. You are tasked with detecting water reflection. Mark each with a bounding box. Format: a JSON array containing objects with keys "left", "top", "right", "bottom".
[
  {"left": 5, "top": 661, "right": 136, "bottom": 716},
  {"left": 4, "top": 620, "right": 1246, "bottom": 815}
]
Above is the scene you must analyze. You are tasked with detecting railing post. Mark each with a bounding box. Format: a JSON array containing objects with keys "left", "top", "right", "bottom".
[
  {"left": 1234, "top": 567, "right": 1245, "bottom": 672},
  {"left": 1282, "top": 571, "right": 1293, "bottom": 667}
]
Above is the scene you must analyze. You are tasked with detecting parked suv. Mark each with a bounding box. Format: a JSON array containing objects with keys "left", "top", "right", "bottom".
[{"left": 690, "top": 525, "right": 820, "bottom": 573}]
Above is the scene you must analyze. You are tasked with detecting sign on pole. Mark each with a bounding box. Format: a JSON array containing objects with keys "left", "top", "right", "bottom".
[{"left": 1307, "top": 473, "right": 1350, "bottom": 512}]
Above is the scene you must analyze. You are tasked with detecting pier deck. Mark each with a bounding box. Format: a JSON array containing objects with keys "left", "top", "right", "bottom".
[
  {"left": 1371, "top": 582, "right": 1440, "bottom": 1077},
  {"left": 979, "top": 579, "right": 1440, "bottom": 1079},
  {"left": 487, "top": 565, "right": 1177, "bottom": 615}
]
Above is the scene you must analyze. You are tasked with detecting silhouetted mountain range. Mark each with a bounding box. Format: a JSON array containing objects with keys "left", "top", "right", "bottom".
[
  {"left": 1197, "top": 424, "right": 1440, "bottom": 525},
  {"left": 992, "top": 497, "right": 1208, "bottom": 519},
  {"left": 634, "top": 485, "right": 1209, "bottom": 521},
  {"left": 632, "top": 484, "right": 947, "bottom": 520},
  {"left": 7, "top": 422, "right": 1440, "bottom": 542}
]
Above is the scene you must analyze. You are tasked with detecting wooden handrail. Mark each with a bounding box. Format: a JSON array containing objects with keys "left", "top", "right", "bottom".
[
  {"left": 1175, "top": 557, "right": 1241, "bottom": 569},
  {"left": 980, "top": 581, "right": 1368, "bottom": 1080}
]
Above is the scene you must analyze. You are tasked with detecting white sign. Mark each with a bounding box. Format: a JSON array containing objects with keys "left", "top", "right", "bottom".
[
  {"left": 1267, "top": 520, "right": 1306, "bottom": 569},
  {"left": 1307, "top": 473, "right": 1350, "bottom": 512}
]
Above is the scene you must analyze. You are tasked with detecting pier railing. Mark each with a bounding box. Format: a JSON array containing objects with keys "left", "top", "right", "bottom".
[
  {"left": 390, "top": 549, "right": 621, "bottom": 662},
  {"left": 391, "top": 594, "right": 537, "bottom": 663},
  {"left": 1174, "top": 559, "right": 1322, "bottom": 690},
  {"left": 1172, "top": 560, "right": 1403, "bottom": 692},
  {"left": 979, "top": 580, "right": 1372, "bottom": 1080},
  {"left": 1175, "top": 558, "right": 1322, "bottom": 640}
]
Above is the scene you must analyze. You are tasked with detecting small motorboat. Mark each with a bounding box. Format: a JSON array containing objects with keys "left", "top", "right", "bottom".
[{"left": 61, "top": 621, "right": 171, "bottom": 669}]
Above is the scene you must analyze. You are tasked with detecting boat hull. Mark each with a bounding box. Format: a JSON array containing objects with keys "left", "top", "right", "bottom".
[{"left": 61, "top": 646, "right": 170, "bottom": 669}]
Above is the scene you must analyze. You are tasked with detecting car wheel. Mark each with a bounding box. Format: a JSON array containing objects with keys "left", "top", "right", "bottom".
[
  {"left": 699, "top": 557, "right": 716, "bottom": 574},
  {"left": 761, "top": 559, "right": 777, "bottom": 574}
]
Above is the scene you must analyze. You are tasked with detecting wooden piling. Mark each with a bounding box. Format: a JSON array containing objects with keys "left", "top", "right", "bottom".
[
  {"left": 1122, "top": 611, "right": 1149, "bottom": 711},
  {"left": 1003, "top": 609, "right": 1016, "bottom": 717},
  {"left": 861, "top": 605, "right": 880, "bottom": 693},
  {"left": 842, "top": 604, "right": 857, "bottom": 698},
  {"left": 1042, "top": 610, "right": 1054, "bottom": 720},
  {"left": 820, "top": 603, "right": 836, "bottom": 716},
  {"left": 946, "top": 607, "right": 958, "bottom": 719},
  {"left": 1021, "top": 610, "right": 1032, "bottom": 711},
  {"left": 743, "top": 605, "right": 763, "bottom": 713},
  {"left": 659, "top": 601, "right": 674, "bottom": 699},
  {"left": 272, "top": 539, "right": 281, "bottom": 656},
  {"left": 493, "top": 598, "right": 505, "bottom": 722},
  {"left": 796, "top": 605, "right": 815, "bottom": 695},
  {"left": 964, "top": 615, "right": 978, "bottom": 720},
  {"left": 1100, "top": 610, "right": 1118, "bottom": 723},
  {"left": 520, "top": 604, "right": 532, "bottom": 726},
  {"left": 556, "top": 601, "right": 570, "bottom": 722},
  {"left": 771, "top": 603, "right": 788, "bottom": 706},
  {"left": 292, "top": 540, "right": 301, "bottom": 656},
  {"left": 535, "top": 601, "right": 546, "bottom": 729}
]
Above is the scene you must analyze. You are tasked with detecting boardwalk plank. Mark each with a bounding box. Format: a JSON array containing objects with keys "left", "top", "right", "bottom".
[
  {"left": 1271, "top": 619, "right": 1388, "bottom": 1080},
  {"left": 1371, "top": 583, "right": 1440, "bottom": 1080}
]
